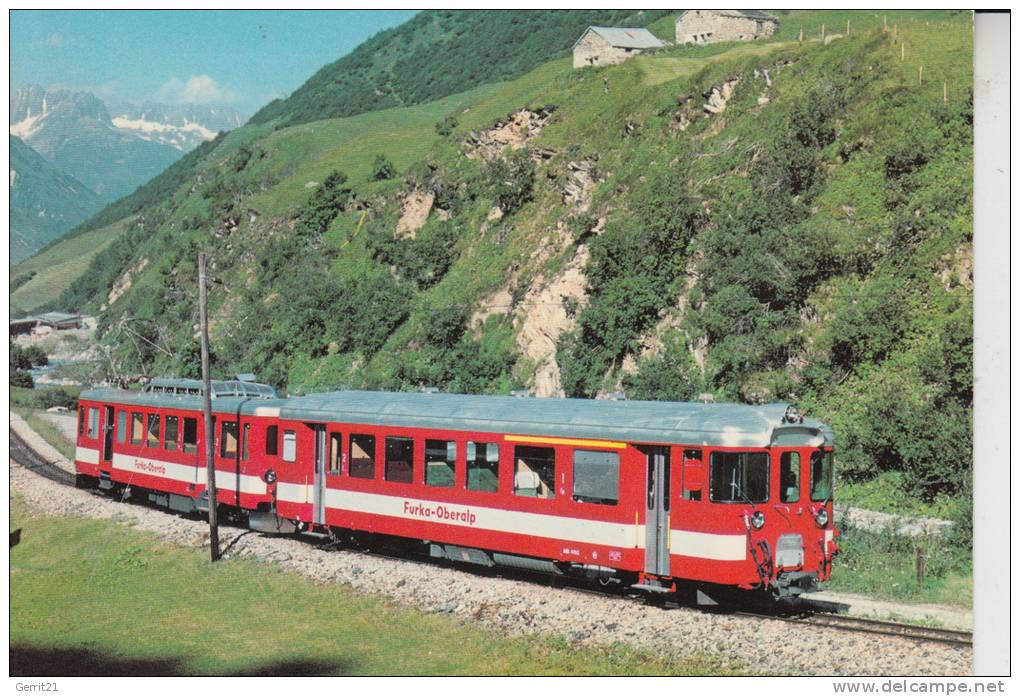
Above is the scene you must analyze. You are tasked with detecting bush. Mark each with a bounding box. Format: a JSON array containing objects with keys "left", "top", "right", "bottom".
[
  {"left": 371, "top": 154, "right": 397, "bottom": 181},
  {"left": 486, "top": 151, "right": 534, "bottom": 215},
  {"left": 23, "top": 345, "right": 48, "bottom": 367},
  {"left": 434, "top": 115, "right": 458, "bottom": 137},
  {"left": 11, "top": 370, "right": 33, "bottom": 388}
]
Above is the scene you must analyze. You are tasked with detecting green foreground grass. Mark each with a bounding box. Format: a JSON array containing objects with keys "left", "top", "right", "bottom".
[{"left": 9, "top": 497, "right": 746, "bottom": 676}]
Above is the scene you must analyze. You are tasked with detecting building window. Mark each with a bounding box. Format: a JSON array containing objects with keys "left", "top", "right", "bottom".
[
  {"left": 164, "top": 415, "right": 179, "bottom": 451},
  {"left": 572, "top": 450, "right": 619, "bottom": 505},
  {"left": 221, "top": 421, "right": 239, "bottom": 458},
  {"left": 242, "top": 423, "right": 251, "bottom": 461},
  {"left": 349, "top": 434, "right": 375, "bottom": 479},
  {"left": 709, "top": 451, "right": 769, "bottom": 503},
  {"left": 265, "top": 425, "right": 279, "bottom": 456},
  {"left": 145, "top": 414, "right": 160, "bottom": 448},
  {"left": 282, "top": 430, "right": 297, "bottom": 462},
  {"left": 87, "top": 407, "right": 100, "bottom": 439},
  {"left": 385, "top": 437, "right": 414, "bottom": 483},
  {"left": 328, "top": 432, "right": 342, "bottom": 475},
  {"left": 182, "top": 418, "right": 198, "bottom": 453},
  {"left": 425, "top": 440, "right": 456, "bottom": 487},
  {"left": 514, "top": 445, "right": 555, "bottom": 499},
  {"left": 117, "top": 410, "right": 127, "bottom": 444},
  {"left": 466, "top": 441, "right": 499, "bottom": 492},
  {"left": 780, "top": 452, "right": 800, "bottom": 503}
]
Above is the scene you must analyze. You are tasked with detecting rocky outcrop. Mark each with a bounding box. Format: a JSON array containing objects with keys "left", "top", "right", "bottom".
[
  {"left": 463, "top": 107, "right": 555, "bottom": 160},
  {"left": 395, "top": 188, "right": 435, "bottom": 238}
]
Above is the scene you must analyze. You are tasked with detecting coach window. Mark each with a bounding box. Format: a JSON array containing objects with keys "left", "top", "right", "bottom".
[
  {"left": 425, "top": 440, "right": 456, "bottom": 487},
  {"left": 130, "top": 412, "right": 144, "bottom": 445},
  {"left": 164, "top": 415, "right": 179, "bottom": 451},
  {"left": 385, "top": 437, "right": 414, "bottom": 484},
  {"left": 182, "top": 418, "right": 198, "bottom": 454},
  {"left": 572, "top": 450, "right": 619, "bottom": 505},
  {"left": 466, "top": 441, "right": 499, "bottom": 492},
  {"left": 514, "top": 446, "right": 555, "bottom": 499},
  {"left": 810, "top": 451, "right": 834, "bottom": 502},
  {"left": 328, "top": 433, "right": 342, "bottom": 475},
  {"left": 780, "top": 452, "right": 800, "bottom": 503},
  {"left": 265, "top": 425, "right": 279, "bottom": 456},
  {"left": 221, "top": 422, "right": 239, "bottom": 458},
  {"left": 145, "top": 414, "right": 160, "bottom": 448},
  {"left": 79, "top": 407, "right": 86, "bottom": 436},
  {"left": 281, "top": 428, "right": 297, "bottom": 461},
  {"left": 241, "top": 424, "right": 251, "bottom": 461},
  {"left": 87, "top": 407, "right": 100, "bottom": 439},
  {"left": 709, "top": 452, "right": 769, "bottom": 503},
  {"left": 349, "top": 434, "right": 376, "bottom": 479}
]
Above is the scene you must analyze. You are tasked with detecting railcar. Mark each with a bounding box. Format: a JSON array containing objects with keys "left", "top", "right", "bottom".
[{"left": 74, "top": 379, "right": 838, "bottom": 602}]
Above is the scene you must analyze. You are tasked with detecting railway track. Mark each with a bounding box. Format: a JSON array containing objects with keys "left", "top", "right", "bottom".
[
  {"left": 10, "top": 425, "right": 973, "bottom": 649},
  {"left": 10, "top": 429, "right": 76, "bottom": 487}
]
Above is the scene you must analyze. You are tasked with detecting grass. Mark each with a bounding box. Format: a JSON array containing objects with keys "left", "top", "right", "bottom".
[
  {"left": 825, "top": 522, "right": 972, "bottom": 608},
  {"left": 11, "top": 404, "right": 76, "bottom": 461},
  {"left": 838, "top": 472, "right": 966, "bottom": 520},
  {"left": 9, "top": 496, "right": 748, "bottom": 676},
  {"left": 10, "top": 218, "right": 127, "bottom": 314}
]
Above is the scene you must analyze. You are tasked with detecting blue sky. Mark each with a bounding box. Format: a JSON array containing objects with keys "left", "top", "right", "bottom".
[{"left": 10, "top": 10, "right": 419, "bottom": 118}]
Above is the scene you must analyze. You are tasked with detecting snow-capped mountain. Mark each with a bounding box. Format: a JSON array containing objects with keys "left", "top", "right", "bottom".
[
  {"left": 10, "top": 85, "right": 241, "bottom": 201},
  {"left": 110, "top": 101, "right": 243, "bottom": 152}
]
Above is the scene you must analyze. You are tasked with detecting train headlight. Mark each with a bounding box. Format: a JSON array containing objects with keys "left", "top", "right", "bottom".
[
  {"left": 815, "top": 508, "right": 829, "bottom": 527},
  {"left": 751, "top": 511, "right": 765, "bottom": 529},
  {"left": 262, "top": 469, "right": 277, "bottom": 484}
]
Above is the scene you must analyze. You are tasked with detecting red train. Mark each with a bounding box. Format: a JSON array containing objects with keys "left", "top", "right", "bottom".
[{"left": 74, "top": 378, "right": 838, "bottom": 602}]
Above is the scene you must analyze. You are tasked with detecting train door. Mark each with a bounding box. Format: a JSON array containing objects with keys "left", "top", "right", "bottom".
[
  {"left": 101, "top": 405, "right": 115, "bottom": 464},
  {"left": 643, "top": 446, "right": 671, "bottom": 575},
  {"left": 309, "top": 424, "right": 327, "bottom": 526}
]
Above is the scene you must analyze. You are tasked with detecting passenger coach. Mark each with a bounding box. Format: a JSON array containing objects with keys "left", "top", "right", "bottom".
[{"left": 75, "top": 379, "right": 838, "bottom": 601}]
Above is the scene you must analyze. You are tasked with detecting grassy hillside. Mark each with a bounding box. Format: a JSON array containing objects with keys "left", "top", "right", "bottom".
[
  {"left": 47, "top": 11, "right": 971, "bottom": 511},
  {"left": 249, "top": 10, "right": 671, "bottom": 128},
  {"left": 10, "top": 219, "right": 126, "bottom": 314}
]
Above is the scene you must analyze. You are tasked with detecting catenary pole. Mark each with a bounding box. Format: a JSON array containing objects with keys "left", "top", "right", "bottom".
[{"left": 199, "top": 252, "right": 220, "bottom": 561}]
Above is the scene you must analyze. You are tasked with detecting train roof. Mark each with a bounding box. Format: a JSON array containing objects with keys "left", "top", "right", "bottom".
[{"left": 79, "top": 388, "right": 834, "bottom": 448}]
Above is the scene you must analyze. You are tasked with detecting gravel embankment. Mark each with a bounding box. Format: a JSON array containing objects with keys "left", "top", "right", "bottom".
[{"left": 10, "top": 414, "right": 971, "bottom": 676}]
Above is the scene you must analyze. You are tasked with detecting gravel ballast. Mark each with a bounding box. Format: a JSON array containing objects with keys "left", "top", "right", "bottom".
[{"left": 9, "top": 414, "right": 972, "bottom": 676}]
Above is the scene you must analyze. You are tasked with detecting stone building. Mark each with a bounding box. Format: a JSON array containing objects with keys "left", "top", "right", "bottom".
[
  {"left": 572, "top": 26, "right": 666, "bottom": 69},
  {"left": 675, "top": 10, "right": 779, "bottom": 45}
]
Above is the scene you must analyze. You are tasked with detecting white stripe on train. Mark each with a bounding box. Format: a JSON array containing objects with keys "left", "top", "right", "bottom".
[{"left": 80, "top": 451, "right": 746, "bottom": 561}]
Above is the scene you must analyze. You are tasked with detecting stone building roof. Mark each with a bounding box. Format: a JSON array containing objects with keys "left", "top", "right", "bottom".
[
  {"left": 574, "top": 26, "right": 667, "bottom": 51},
  {"left": 679, "top": 10, "right": 780, "bottom": 22}
]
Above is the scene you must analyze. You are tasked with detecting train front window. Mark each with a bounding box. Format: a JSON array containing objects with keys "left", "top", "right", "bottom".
[
  {"left": 425, "top": 439, "right": 456, "bottom": 487},
  {"left": 810, "top": 451, "right": 834, "bottom": 502},
  {"left": 709, "top": 452, "right": 769, "bottom": 503},
  {"left": 514, "top": 446, "right": 555, "bottom": 499},
  {"left": 780, "top": 452, "right": 800, "bottom": 503}
]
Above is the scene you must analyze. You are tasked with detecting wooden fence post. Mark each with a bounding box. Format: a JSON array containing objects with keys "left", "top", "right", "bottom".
[
  {"left": 944, "top": 81, "right": 948, "bottom": 103},
  {"left": 916, "top": 547, "right": 926, "bottom": 588},
  {"left": 821, "top": 24, "right": 825, "bottom": 40},
  {"left": 901, "top": 43, "right": 905, "bottom": 61},
  {"left": 799, "top": 28, "right": 803, "bottom": 43},
  {"left": 847, "top": 19, "right": 851, "bottom": 36},
  {"left": 919, "top": 65, "right": 924, "bottom": 85}
]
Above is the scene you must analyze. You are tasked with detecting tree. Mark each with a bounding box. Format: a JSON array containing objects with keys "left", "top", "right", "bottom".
[{"left": 371, "top": 154, "right": 397, "bottom": 181}]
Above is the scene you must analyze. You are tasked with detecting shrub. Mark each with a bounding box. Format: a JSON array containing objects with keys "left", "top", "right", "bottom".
[
  {"left": 434, "top": 115, "right": 459, "bottom": 137},
  {"left": 11, "top": 370, "right": 33, "bottom": 388},
  {"left": 486, "top": 151, "right": 534, "bottom": 215},
  {"left": 371, "top": 154, "right": 397, "bottom": 181}
]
